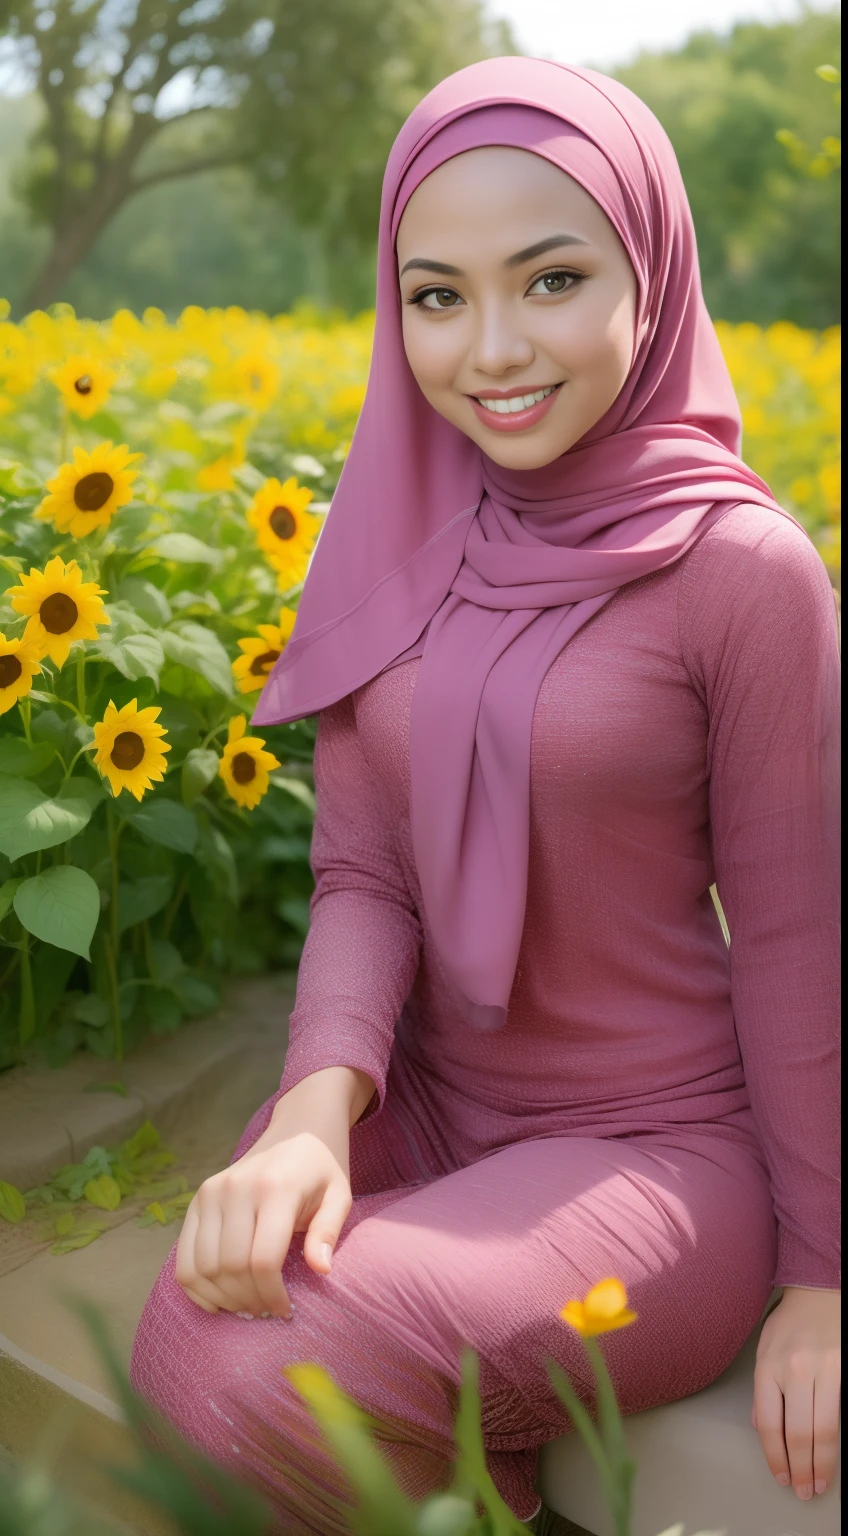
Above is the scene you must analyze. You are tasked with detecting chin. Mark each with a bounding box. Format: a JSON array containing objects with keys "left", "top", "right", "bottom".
[{"left": 473, "top": 430, "right": 575, "bottom": 469}]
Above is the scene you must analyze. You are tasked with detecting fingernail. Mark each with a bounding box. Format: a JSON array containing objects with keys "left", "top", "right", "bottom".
[
  {"left": 776, "top": 1472, "right": 790, "bottom": 1486},
  {"left": 796, "top": 1483, "right": 813, "bottom": 1500},
  {"left": 260, "top": 1311, "right": 272, "bottom": 1318},
  {"left": 235, "top": 1310, "right": 255, "bottom": 1320},
  {"left": 321, "top": 1242, "right": 333, "bottom": 1270},
  {"left": 814, "top": 1479, "right": 827, "bottom": 1496}
]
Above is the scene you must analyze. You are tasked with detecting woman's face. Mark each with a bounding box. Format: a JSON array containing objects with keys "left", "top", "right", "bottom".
[{"left": 396, "top": 146, "right": 639, "bottom": 470}]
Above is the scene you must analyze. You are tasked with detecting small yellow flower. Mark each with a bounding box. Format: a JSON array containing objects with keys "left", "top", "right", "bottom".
[
  {"left": 231, "top": 351, "right": 280, "bottom": 412},
  {"left": 246, "top": 476, "right": 321, "bottom": 588},
  {"left": 560, "top": 1279, "right": 638, "bottom": 1339},
  {"left": 92, "top": 699, "right": 171, "bottom": 801},
  {"left": 0, "top": 631, "right": 45, "bottom": 716},
  {"left": 219, "top": 714, "right": 280, "bottom": 809},
  {"left": 6, "top": 555, "right": 110, "bottom": 669},
  {"left": 50, "top": 353, "right": 117, "bottom": 419},
  {"left": 35, "top": 441, "right": 142, "bottom": 538},
  {"left": 231, "top": 608, "right": 296, "bottom": 694}
]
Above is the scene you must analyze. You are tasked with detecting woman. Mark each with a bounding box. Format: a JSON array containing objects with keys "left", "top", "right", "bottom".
[{"left": 130, "top": 57, "right": 841, "bottom": 1530}]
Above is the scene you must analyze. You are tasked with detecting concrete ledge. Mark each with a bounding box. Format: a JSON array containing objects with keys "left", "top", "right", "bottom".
[{"left": 0, "top": 972, "right": 294, "bottom": 1193}]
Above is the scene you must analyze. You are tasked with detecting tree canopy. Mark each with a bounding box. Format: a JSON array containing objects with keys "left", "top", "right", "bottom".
[
  {"left": 0, "top": 2, "right": 840, "bottom": 323},
  {"left": 0, "top": 0, "right": 512, "bottom": 310}
]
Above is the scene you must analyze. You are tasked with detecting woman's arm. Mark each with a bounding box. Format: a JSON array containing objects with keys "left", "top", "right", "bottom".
[
  {"left": 679, "top": 506, "right": 841, "bottom": 1501},
  {"left": 279, "top": 691, "right": 423, "bottom": 1119}
]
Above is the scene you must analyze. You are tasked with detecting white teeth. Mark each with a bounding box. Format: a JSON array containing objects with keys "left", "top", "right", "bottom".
[{"left": 477, "top": 385, "right": 556, "bottom": 414}]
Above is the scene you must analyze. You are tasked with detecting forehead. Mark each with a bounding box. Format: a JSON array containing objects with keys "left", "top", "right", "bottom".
[{"left": 395, "top": 146, "right": 617, "bottom": 254}]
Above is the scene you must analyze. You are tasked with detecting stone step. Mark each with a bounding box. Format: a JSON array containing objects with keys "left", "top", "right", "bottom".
[{"left": 0, "top": 973, "right": 293, "bottom": 1535}]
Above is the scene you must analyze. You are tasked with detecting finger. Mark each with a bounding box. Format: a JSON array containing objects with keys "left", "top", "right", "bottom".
[
  {"left": 250, "top": 1194, "right": 299, "bottom": 1317},
  {"left": 753, "top": 1368, "right": 790, "bottom": 1485},
  {"left": 183, "top": 1286, "right": 220, "bottom": 1314},
  {"left": 812, "top": 1364, "right": 842, "bottom": 1492},
  {"left": 783, "top": 1366, "right": 815, "bottom": 1497},
  {"left": 210, "top": 1180, "right": 270, "bottom": 1316},
  {"left": 303, "top": 1181, "right": 352, "bottom": 1275},
  {"left": 175, "top": 1197, "right": 234, "bottom": 1313}
]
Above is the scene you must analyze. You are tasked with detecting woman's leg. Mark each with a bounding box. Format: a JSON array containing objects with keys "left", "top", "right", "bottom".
[{"left": 131, "top": 1124, "right": 776, "bottom": 1534}]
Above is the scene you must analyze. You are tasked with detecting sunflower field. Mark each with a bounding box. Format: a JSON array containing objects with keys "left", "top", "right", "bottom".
[{"left": 0, "top": 301, "right": 841, "bottom": 1071}]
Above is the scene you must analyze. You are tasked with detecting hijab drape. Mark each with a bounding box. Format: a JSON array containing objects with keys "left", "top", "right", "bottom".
[{"left": 252, "top": 57, "right": 797, "bottom": 1030}]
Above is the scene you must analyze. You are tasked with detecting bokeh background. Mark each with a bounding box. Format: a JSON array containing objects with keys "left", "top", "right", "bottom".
[{"left": 0, "top": 0, "right": 840, "bottom": 325}]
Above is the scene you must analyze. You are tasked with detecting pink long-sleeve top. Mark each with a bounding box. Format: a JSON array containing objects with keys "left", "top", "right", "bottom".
[{"left": 277, "top": 504, "right": 841, "bottom": 1291}]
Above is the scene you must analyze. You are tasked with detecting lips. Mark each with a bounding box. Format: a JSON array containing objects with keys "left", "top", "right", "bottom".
[
  {"left": 474, "top": 383, "right": 558, "bottom": 414},
  {"left": 468, "top": 381, "right": 564, "bottom": 433}
]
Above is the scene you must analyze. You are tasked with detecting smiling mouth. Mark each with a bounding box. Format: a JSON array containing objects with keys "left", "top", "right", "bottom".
[{"left": 473, "top": 383, "right": 563, "bottom": 415}]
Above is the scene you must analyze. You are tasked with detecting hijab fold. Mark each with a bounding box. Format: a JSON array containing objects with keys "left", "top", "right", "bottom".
[{"left": 251, "top": 57, "right": 796, "bottom": 1030}]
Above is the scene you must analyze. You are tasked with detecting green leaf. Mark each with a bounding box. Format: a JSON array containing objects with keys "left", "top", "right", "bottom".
[
  {"left": 0, "top": 775, "right": 98, "bottom": 862},
  {"left": 148, "top": 938, "right": 185, "bottom": 986},
  {"left": 117, "top": 873, "right": 173, "bottom": 932},
  {"left": 0, "top": 1180, "right": 26, "bottom": 1223},
  {"left": 270, "top": 774, "right": 316, "bottom": 814},
  {"left": 277, "top": 896, "right": 311, "bottom": 936},
  {"left": 181, "top": 747, "right": 220, "bottom": 807},
  {"left": 95, "top": 632, "right": 165, "bottom": 687},
  {"left": 170, "top": 971, "right": 220, "bottom": 1016},
  {"left": 83, "top": 1080, "right": 130, "bottom": 1097},
  {"left": 72, "top": 994, "right": 111, "bottom": 1028},
  {"left": 13, "top": 867, "right": 100, "bottom": 959},
  {"left": 117, "top": 576, "right": 172, "bottom": 626},
  {"left": 144, "top": 987, "right": 183, "bottom": 1036},
  {"left": 161, "top": 622, "right": 233, "bottom": 695},
  {"left": 150, "top": 532, "right": 224, "bottom": 568},
  {"left": 0, "top": 877, "right": 20, "bottom": 921},
  {"left": 51, "top": 1226, "right": 106, "bottom": 1254},
  {"left": 122, "top": 796, "right": 198, "bottom": 853},
  {"left": 83, "top": 1174, "right": 122, "bottom": 1211},
  {"left": 0, "top": 738, "right": 56, "bottom": 777},
  {"left": 101, "top": 503, "right": 152, "bottom": 551},
  {"left": 121, "top": 1120, "right": 160, "bottom": 1160}
]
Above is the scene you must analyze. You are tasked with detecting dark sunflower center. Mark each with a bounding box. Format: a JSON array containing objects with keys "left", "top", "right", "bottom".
[
  {"left": 269, "top": 505, "right": 297, "bottom": 540},
  {"left": 110, "top": 731, "right": 145, "bottom": 770},
  {"left": 249, "top": 648, "right": 281, "bottom": 676},
  {"left": 232, "top": 750, "right": 257, "bottom": 784},
  {"left": 249, "top": 373, "right": 262, "bottom": 390},
  {"left": 0, "top": 654, "right": 23, "bottom": 688},
  {"left": 74, "top": 471, "right": 114, "bottom": 511},
  {"left": 40, "top": 592, "right": 79, "bottom": 634},
  {"left": 74, "top": 374, "right": 93, "bottom": 395}
]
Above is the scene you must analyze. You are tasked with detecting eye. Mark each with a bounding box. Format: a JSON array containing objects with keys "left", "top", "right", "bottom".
[
  {"left": 410, "top": 287, "right": 463, "bottom": 310},
  {"left": 527, "top": 269, "right": 581, "bottom": 296}
]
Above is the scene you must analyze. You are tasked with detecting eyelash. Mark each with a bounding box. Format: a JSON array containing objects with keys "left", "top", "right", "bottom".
[{"left": 406, "top": 268, "right": 585, "bottom": 310}]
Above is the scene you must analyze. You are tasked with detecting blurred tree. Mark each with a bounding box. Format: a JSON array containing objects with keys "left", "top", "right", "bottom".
[
  {"left": 614, "top": 6, "right": 841, "bottom": 326},
  {"left": 0, "top": 0, "right": 512, "bottom": 312}
]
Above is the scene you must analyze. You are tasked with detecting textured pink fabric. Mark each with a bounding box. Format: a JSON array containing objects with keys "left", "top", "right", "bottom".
[
  {"left": 250, "top": 61, "right": 799, "bottom": 1031},
  {"left": 131, "top": 505, "right": 840, "bottom": 1533}
]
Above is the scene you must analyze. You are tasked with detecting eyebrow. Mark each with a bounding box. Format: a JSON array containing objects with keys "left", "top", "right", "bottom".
[{"left": 399, "top": 233, "right": 590, "bottom": 278}]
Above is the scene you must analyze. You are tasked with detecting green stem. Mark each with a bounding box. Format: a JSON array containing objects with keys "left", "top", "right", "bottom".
[
  {"left": 76, "top": 649, "right": 87, "bottom": 718},
  {"left": 106, "top": 804, "right": 123, "bottom": 1061},
  {"left": 161, "top": 872, "right": 189, "bottom": 940},
  {"left": 17, "top": 696, "right": 33, "bottom": 746},
  {"left": 59, "top": 403, "right": 69, "bottom": 464},
  {"left": 18, "top": 928, "right": 35, "bottom": 1055}
]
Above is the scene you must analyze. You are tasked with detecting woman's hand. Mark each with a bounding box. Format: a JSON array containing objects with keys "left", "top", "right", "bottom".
[
  {"left": 752, "top": 1286, "right": 841, "bottom": 1500},
  {"left": 175, "top": 1065, "right": 375, "bottom": 1319},
  {"left": 176, "top": 1125, "right": 353, "bottom": 1319}
]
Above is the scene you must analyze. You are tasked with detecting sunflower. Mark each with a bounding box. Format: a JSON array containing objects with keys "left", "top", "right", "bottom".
[
  {"left": 231, "top": 607, "right": 296, "bottom": 695},
  {"left": 6, "top": 555, "right": 110, "bottom": 669},
  {"left": 231, "top": 351, "right": 280, "bottom": 413},
  {"left": 50, "top": 353, "right": 117, "bottom": 420},
  {"left": 246, "top": 477, "right": 321, "bottom": 588},
  {"left": 35, "top": 442, "right": 143, "bottom": 538},
  {"left": 0, "top": 631, "right": 45, "bottom": 716},
  {"left": 92, "top": 699, "right": 171, "bottom": 801},
  {"left": 219, "top": 714, "right": 280, "bottom": 809}
]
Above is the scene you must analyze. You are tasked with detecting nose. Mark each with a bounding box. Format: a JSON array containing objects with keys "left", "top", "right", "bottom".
[{"left": 468, "top": 298, "right": 534, "bottom": 380}]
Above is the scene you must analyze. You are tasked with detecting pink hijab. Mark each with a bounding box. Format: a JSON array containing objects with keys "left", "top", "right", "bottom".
[{"left": 252, "top": 56, "right": 797, "bottom": 1031}]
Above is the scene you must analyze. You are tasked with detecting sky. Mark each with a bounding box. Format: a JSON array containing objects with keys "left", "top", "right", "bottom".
[{"left": 484, "top": 0, "right": 839, "bottom": 68}]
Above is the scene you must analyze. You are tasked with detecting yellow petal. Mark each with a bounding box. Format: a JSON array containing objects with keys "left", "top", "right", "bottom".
[{"left": 584, "top": 1278, "right": 630, "bottom": 1322}]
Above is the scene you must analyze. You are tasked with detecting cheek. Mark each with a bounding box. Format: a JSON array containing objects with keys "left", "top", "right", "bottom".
[{"left": 401, "top": 313, "right": 461, "bottom": 393}]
